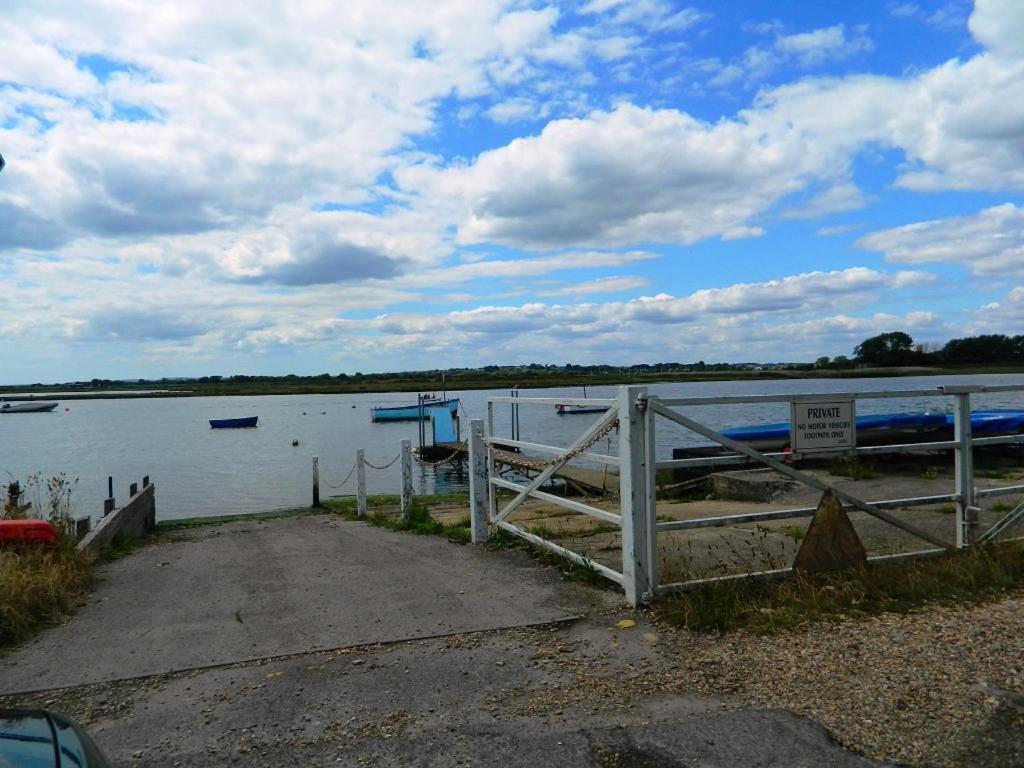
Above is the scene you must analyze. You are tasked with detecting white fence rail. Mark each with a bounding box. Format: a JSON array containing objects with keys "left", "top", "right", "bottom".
[{"left": 470, "top": 383, "right": 1024, "bottom": 605}]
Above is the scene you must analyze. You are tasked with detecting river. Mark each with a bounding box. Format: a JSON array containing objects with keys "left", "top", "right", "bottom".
[{"left": 3, "top": 373, "right": 1024, "bottom": 522}]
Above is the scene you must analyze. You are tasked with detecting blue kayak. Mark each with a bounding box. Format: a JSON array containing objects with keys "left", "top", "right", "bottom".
[{"left": 721, "top": 410, "right": 1024, "bottom": 450}]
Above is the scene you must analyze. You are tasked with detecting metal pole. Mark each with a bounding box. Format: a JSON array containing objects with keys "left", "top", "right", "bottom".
[
  {"left": 618, "top": 385, "right": 652, "bottom": 606},
  {"left": 400, "top": 439, "right": 413, "bottom": 516},
  {"left": 418, "top": 394, "right": 424, "bottom": 451},
  {"left": 952, "top": 390, "right": 977, "bottom": 547},
  {"left": 356, "top": 449, "right": 367, "bottom": 518},
  {"left": 312, "top": 456, "right": 321, "bottom": 507},
  {"left": 469, "top": 419, "right": 488, "bottom": 543}
]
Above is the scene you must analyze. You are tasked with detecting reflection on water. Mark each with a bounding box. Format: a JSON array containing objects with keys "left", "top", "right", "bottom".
[{"left": 3, "top": 373, "right": 1022, "bottom": 522}]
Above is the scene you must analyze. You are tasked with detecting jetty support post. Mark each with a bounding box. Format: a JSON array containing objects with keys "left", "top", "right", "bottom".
[
  {"left": 468, "top": 419, "right": 489, "bottom": 543},
  {"left": 104, "top": 475, "right": 114, "bottom": 516},
  {"left": 356, "top": 449, "right": 367, "bottom": 518},
  {"left": 946, "top": 386, "right": 980, "bottom": 547},
  {"left": 400, "top": 439, "right": 413, "bottom": 517},
  {"left": 312, "top": 456, "right": 321, "bottom": 507},
  {"left": 618, "top": 385, "right": 655, "bottom": 606}
]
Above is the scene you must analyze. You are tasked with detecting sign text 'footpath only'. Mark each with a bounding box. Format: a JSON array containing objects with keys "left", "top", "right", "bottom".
[{"left": 790, "top": 399, "right": 856, "bottom": 453}]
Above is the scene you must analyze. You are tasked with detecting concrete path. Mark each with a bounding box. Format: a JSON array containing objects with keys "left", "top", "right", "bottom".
[{"left": 0, "top": 515, "right": 581, "bottom": 694}]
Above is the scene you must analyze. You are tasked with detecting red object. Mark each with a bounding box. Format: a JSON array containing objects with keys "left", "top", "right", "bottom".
[{"left": 0, "top": 520, "right": 59, "bottom": 545}]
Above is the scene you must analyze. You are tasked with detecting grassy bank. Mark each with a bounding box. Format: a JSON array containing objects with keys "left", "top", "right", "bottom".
[
  {"left": 657, "top": 542, "right": 1024, "bottom": 634},
  {"left": 0, "top": 542, "right": 92, "bottom": 647},
  {"left": 4, "top": 363, "right": 1024, "bottom": 400}
]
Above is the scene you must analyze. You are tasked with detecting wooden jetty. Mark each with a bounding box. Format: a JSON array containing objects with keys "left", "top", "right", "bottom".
[{"left": 427, "top": 442, "right": 618, "bottom": 496}]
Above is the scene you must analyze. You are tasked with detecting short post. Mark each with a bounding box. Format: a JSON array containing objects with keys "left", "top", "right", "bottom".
[
  {"left": 143, "top": 475, "right": 150, "bottom": 488},
  {"left": 948, "top": 388, "right": 978, "bottom": 547},
  {"left": 129, "top": 482, "right": 138, "bottom": 497},
  {"left": 312, "top": 456, "right": 321, "bottom": 507},
  {"left": 400, "top": 439, "right": 413, "bottom": 516},
  {"left": 618, "top": 385, "right": 653, "bottom": 606},
  {"left": 103, "top": 498, "right": 115, "bottom": 517},
  {"left": 468, "top": 419, "right": 488, "bottom": 543},
  {"left": 74, "top": 516, "right": 91, "bottom": 541},
  {"left": 356, "top": 449, "right": 367, "bottom": 518}
]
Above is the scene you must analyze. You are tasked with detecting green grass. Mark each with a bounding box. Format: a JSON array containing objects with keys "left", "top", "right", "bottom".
[
  {"left": 99, "top": 533, "right": 139, "bottom": 561},
  {"left": 351, "top": 502, "right": 472, "bottom": 544},
  {"left": 158, "top": 506, "right": 323, "bottom": 530},
  {"left": 657, "top": 541, "right": 1024, "bottom": 634},
  {"left": 0, "top": 540, "right": 92, "bottom": 647},
  {"left": 828, "top": 457, "right": 878, "bottom": 480}
]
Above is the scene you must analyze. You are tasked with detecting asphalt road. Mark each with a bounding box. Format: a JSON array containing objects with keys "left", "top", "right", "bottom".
[{"left": 0, "top": 516, "right": 882, "bottom": 766}]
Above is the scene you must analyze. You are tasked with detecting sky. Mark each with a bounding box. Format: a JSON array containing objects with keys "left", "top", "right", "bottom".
[{"left": 1, "top": 0, "right": 1023, "bottom": 383}]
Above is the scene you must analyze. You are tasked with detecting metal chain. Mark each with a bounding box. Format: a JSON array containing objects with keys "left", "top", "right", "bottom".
[
  {"left": 415, "top": 448, "right": 465, "bottom": 467},
  {"left": 364, "top": 453, "right": 401, "bottom": 470},
  {"left": 523, "top": 417, "right": 620, "bottom": 468},
  {"left": 323, "top": 459, "right": 358, "bottom": 489}
]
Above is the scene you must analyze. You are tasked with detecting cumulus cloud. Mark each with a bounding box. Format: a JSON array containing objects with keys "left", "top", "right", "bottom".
[{"left": 856, "top": 203, "right": 1024, "bottom": 275}]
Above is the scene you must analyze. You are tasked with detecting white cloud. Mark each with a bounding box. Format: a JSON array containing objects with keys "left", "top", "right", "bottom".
[
  {"left": 857, "top": 203, "right": 1024, "bottom": 275},
  {"left": 775, "top": 24, "right": 874, "bottom": 67}
]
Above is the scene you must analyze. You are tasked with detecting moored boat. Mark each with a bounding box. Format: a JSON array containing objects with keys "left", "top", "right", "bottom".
[
  {"left": 1, "top": 401, "right": 59, "bottom": 413},
  {"left": 554, "top": 386, "right": 608, "bottom": 415},
  {"left": 210, "top": 416, "right": 258, "bottom": 429},
  {"left": 371, "top": 398, "right": 459, "bottom": 422}
]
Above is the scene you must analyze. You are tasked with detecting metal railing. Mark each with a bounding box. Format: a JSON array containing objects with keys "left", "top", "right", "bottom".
[{"left": 467, "top": 384, "right": 1024, "bottom": 605}]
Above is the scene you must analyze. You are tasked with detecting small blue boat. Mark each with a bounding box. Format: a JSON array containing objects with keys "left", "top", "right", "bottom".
[
  {"left": 210, "top": 416, "right": 258, "bottom": 429},
  {"left": 371, "top": 398, "right": 459, "bottom": 423}
]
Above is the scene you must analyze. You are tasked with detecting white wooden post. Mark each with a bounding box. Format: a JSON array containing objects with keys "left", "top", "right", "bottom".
[
  {"left": 947, "top": 387, "right": 979, "bottom": 547},
  {"left": 400, "top": 439, "right": 413, "bottom": 517},
  {"left": 312, "top": 456, "right": 321, "bottom": 507},
  {"left": 618, "top": 385, "right": 653, "bottom": 606},
  {"left": 356, "top": 448, "right": 367, "bottom": 518},
  {"left": 468, "top": 419, "right": 489, "bottom": 543}
]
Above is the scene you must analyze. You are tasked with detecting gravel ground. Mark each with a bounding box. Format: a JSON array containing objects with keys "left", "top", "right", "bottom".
[
  {"left": 652, "top": 593, "right": 1024, "bottom": 767},
  {"left": 2, "top": 593, "right": 1020, "bottom": 766}
]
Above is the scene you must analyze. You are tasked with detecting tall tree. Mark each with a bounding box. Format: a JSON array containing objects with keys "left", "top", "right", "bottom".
[{"left": 853, "top": 331, "right": 915, "bottom": 366}]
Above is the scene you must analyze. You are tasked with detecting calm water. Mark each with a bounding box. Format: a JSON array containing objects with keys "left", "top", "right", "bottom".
[{"left": 4, "top": 373, "right": 1024, "bottom": 522}]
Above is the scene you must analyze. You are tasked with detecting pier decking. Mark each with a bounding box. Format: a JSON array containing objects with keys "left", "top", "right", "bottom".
[{"left": 429, "top": 441, "right": 618, "bottom": 496}]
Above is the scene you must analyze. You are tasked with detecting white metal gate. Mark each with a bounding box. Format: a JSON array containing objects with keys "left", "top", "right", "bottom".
[{"left": 467, "top": 384, "right": 1024, "bottom": 605}]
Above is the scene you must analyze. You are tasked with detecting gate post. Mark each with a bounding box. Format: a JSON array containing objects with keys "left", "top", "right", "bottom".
[
  {"left": 947, "top": 387, "right": 979, "bottom": 547},
  {"left": 468, "top": 419, "right": 489, "bottom": 543},
  {"left": 618, "top": 385, "right": 653, "bottom": 606},
  {"left": 400, "top": 439, "right": 413, "bottom": 517},
  {"left": 356, "top": 449, "right": 367, "bottom": 518}
]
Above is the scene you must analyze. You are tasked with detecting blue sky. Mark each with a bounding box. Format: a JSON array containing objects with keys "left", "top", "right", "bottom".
[{"left": 1, "top": 0, "right": 1022, "bottom": 383}]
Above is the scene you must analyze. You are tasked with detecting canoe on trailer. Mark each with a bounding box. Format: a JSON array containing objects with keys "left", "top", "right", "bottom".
[
  {"left": 371, "top": 399, "right": 459, "bottom": 422},
  {"left": 720, "top": 409, "right": 1024, "bottom": 452},
  {"left": 210, "top": 416, "right": 258, "bottom": 429},
  {"left": 1, "top": 401, "right": 59, "bottom": 413}
]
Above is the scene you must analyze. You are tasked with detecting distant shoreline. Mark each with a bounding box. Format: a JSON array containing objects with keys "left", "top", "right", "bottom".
[{"left": 3, "top": 365, "right": 1024, "bottom": 400}]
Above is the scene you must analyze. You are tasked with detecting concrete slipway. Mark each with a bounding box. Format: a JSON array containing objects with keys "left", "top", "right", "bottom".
[{"left": 0, "top": 515, "right": 879, "bottom": 766}]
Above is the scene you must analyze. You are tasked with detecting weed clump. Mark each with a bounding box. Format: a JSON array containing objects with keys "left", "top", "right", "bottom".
[
  {"left": 1, "top": 476, "right": 92, "bottom": 647},
  {"left": 367, "top": 502, "right": 471, "bottom": 543}
]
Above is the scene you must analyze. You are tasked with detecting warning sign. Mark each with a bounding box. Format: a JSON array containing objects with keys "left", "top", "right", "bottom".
[{"left": 790, "top": 399, "right": 856, "bottom": 454}]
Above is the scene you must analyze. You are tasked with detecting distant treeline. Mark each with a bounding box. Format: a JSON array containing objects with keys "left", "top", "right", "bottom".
[
  {"left": 7, "top": 332, "right": 1024, "bottom": 394},
  {"left": 840, "top": 331, "right": 1024, "bottom": 368}
]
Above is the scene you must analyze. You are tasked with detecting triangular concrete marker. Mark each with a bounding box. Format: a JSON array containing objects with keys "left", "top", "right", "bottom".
[{"left": 793, "top": 490, "right": 867, "bottom": 573}]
